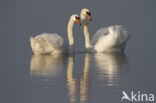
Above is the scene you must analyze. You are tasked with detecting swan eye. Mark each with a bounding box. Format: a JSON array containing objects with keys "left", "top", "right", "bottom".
[
  {"left": 75, "top": 16, "right": 81, "bottom": 25},
  {"left": 86, "top": 12, "right": 92, "bottom": 21},
  {"left": 86, "top": 12, "right": 91, "bottom": 16},
  {"left": 75, "top": 16, "right": 80, "bottom": 20}
]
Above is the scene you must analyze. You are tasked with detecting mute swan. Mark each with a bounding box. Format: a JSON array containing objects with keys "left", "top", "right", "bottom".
[
  {"left": 80, "top": 8, "right": 130, "bottom": 53},
  {"left": 30, "top": 14, "right": 81, "bottom": 55}
]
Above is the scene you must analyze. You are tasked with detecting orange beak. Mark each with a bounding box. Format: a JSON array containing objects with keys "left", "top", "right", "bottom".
[
  {"left": 87, "top": 14, "right": 92, "bottom": 21},
  {"left": 76, "top": 19, "right": 81, "bottom": 25}
]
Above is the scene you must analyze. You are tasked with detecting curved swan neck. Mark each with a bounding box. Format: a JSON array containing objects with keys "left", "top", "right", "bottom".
[
  {"left": 67, "top": 17, "right": 75, "bottom": 52},
  {"left": 80, "top": 13, "right": 92, "bottom": 49}
]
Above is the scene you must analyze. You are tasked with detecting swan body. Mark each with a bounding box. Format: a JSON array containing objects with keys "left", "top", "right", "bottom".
[
  {"left": 30, "top": 33, "right": 64, "bottom": 55},
  {"left": 81, "top": 8, "right": 130, "bottom": 53},
  {"left": 30, "top": 14, "right": 80, "bottom": 55},
  {"left": 92, "top": 25, "right": 130, "bottom": 52}
]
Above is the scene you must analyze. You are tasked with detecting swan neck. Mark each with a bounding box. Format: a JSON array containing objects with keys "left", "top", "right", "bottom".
[
  {"left": 81, "top": 14, "right": 92, "bottom": 49},
  {"left": 67, "top": 18, "right": 75, "bottom": 48}
]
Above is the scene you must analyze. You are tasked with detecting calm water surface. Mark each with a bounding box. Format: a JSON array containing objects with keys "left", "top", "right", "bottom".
[
  {"left": 28, "top": 51, "right": 155, "bottom": 103},
  {"left": 29, "top": 53, "right": 127, "bottom": 103}
]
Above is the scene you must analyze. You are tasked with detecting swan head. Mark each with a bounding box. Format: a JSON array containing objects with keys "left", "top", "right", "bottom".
[
  {"left": 71, "top": 14, "right": 81, "bottom": 25},
  {"left": 81, "top": 8, "right": 92, "bottom": 21}
]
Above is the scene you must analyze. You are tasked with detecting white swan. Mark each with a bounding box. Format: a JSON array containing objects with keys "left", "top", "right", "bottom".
[
  {"left": 80, "top": 8, "right": 130, "bottom": 53},
  {"left": 30, "top": 14, "right": 81, "bottom": 55}
]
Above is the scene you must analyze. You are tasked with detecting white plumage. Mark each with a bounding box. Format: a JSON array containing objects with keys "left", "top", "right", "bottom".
[
  {"left": 30, "top": 14, "right": 80, "bottom": 55},
  {"left": 92, "top": 25, "right": 130, "bottom": 52},
  {"left": 30, "top": 33, "right": 64, "bottom": 55},
  {"left": 81, "top": 8, "right": 130, "bottom": 53}
]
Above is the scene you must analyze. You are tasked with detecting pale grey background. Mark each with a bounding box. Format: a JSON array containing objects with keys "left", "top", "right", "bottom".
[{"left": 0, "top": 0, "right": 156, "bottom": 103}]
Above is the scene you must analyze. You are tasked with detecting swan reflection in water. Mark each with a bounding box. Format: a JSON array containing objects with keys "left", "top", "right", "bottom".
[
  {"left": 67, "top": 54, "right": 90, "bottom": 103},
  {"left": 30, "top": 55, "right": 64, "bottom": 85},
  {"left": 94, "top": 52, "right": 128, "bottom": 86},
  {"left": 30, "top": 52, "right": 128, "bottom": 103}
]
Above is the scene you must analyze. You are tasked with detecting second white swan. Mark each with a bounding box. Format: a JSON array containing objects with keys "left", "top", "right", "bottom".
[
  {"left": 80, "top": 8, "right": 130, "bottom": 53},
  {"left": 30, "top": 14, "right": 81, "bottom": 55}
]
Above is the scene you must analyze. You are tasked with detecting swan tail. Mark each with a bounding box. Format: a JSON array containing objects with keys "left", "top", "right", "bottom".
[
  {"left": 92, "top": 25, "right": 130, "bottom": 52},
  {"left": 30, "top": 36, "right": 38, "bottom": 54},
  {"left": 30, "top": 36, "right": 44, "bottom": 54}
]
